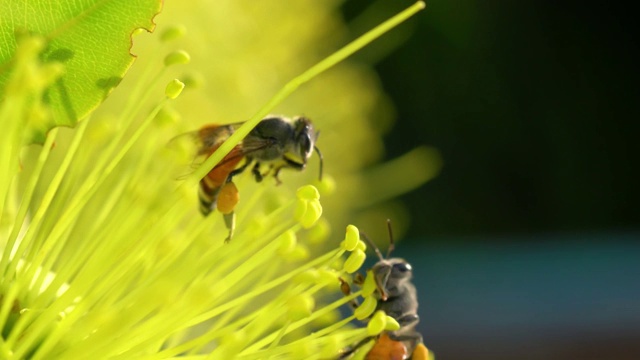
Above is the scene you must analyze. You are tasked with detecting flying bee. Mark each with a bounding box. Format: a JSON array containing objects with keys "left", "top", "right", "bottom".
[
  {"left": 339, "top": 220, "right": 429, "bottom": 360},
  {"left": 179, "top": 115, "right": 323, "bottom": 241}
]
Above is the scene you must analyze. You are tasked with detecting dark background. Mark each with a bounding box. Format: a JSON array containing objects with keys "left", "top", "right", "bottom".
[{"left": 342, "top": 1, "right": 639, "bottom": 359}]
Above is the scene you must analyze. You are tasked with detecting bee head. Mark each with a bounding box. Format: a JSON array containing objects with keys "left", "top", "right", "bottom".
[
  {"left": 292, "top": 117, "right": 315, "bottom": 160},
  {"left": 387, "top": 258, "right": 413, "bottom": 281},
  {"left": 293, "top": 116, "right": 323, "bottom": 180},
  {"left": 361, "top": 219, "right": 413, "bottom": 301},
  {"left": 372, "top": 258, "right": 413, "bottom": 300}
]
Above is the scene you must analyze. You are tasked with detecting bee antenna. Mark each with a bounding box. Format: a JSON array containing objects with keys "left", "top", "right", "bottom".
[
  {"left": 313, "top": 145, "right": 323, "bottom": 181},
  {"left": 385, "top": 219, "right": 395, "bottom": 258},
  {"left": 360, "top": 231, "right": 384, "bottom": 261}
]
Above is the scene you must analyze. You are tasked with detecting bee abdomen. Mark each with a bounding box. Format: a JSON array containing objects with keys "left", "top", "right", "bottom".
[{"left": 199, "top": 180, "right": 220, "bottom": 216}]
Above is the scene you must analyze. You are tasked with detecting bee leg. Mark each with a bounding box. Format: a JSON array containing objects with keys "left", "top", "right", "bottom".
[
  {"left": 251, "top": 161, "right": 263, "bottom": 182},
  {"left": 273, "top": 166, "right": 283, "bottom": 185},
  {"left": 283, "top": 157, "right": 305, "bottom": 171},
  {"left": 227, "top": 158, "right": 253, "bottom": 182},
  {"left": 401, "top": 314, "right": 420, "bottom": 327},
  {"left": 339, "top": 278, "right": 360, "bottom": 311},
  {"left": 394, "top": 314, "right": 420, "bottom": 329},
  {"left": 388, "top": 329, "right": 422, "bottom": 342},
  {"left": 223, "top": 211, "right": 235, "bottom": 243}
]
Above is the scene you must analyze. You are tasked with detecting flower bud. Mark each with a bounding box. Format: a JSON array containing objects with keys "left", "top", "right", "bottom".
[
  {"left": 296, "top": 185, "right": 320, "bottom": 201},
  {"left": 384, "top": 315, "right": 400, "bottom": 331},
  {"left": 341, "top": 225, "right": 359, "bottom": 251},
  {"left": 361, "top": 271, "right": 377, "bottom": 297},
  {"left": 287, "top": 294, "right": 315, "bottom": 320},
  {"left": 160, "top": 25, "right": 187, "bottom": 42},
  {"left": 342, "top": 249, "right": 365, "bottom": 274},
  {"left": 164, "top": 50, "right": 191, "bottom": 66},
  {"left": 367, "top": 310, "right": 387, "bottom": 335},
  {"left": 295, "top": 198, "right": 322, "bottom": 229},
  {"left": 355, "top": 296, "right": 377, "bottom": 321},
  {"left": 165, "top": 79, "right": 185, "bottom": 99},
  {"left": 277, "top": 230, "right": 297, "bottom": 256}
]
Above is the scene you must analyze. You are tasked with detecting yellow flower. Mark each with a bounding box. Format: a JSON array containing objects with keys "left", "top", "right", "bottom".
[{"left": 1, "top": 1, "right": 433, "bottom": 359}]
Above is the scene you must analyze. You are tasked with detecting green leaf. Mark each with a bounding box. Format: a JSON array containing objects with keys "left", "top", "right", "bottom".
[{"left": 0, "top": 0, "right": 162, "bottom": 143}]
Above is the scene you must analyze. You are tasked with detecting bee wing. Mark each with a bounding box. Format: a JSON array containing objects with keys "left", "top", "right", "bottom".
[
  {"left": 167, "top": 121, "right": 275, "bottom": 180},
  {"left": 194, "top": 123, "right": 242, "bottom": 155},
  {"left": 200, "top": 121, "right": 279, "bottom": 158},
  {"left": 198, "top": 121, "right": 277, "bottom": 164},
  {"left": 167, "top": 123, "right": 241, "bottom": 179},
  {"left": 238, "top": 134, "right": 276, "bottom": 155}
]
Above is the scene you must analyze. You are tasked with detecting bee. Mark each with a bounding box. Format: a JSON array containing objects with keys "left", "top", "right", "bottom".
[
  {"left": 339, "top": 220, "right": 429, "bottom": 360},
  {"left": 183, "top": 115, "right": 323, "bottom": 241}
]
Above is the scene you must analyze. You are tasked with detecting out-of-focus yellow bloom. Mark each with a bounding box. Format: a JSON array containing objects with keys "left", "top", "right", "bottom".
[{"left": 121, "top": 0, "right": 441, "bottom": 241}]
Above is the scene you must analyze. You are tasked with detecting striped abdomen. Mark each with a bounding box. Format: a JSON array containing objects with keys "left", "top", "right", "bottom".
[{"left": 199, "top": 145, "right": 244, "bottom": 215}]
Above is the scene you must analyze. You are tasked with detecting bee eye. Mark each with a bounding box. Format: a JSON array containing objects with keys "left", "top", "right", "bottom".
[
  {"left": 394, "top": 262, "right": 411, "bottom": 273},
  {"left": 299, "top": 134, "right": 312, "bottom": 157}
]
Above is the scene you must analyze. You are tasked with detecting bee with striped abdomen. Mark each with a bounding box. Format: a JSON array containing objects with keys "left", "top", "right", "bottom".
[
  {"left": 339, "top": 220, "right": 429, "bottom": 360},
  {"left": 181, "top": 115, "right": 323, "bottom": 241}
]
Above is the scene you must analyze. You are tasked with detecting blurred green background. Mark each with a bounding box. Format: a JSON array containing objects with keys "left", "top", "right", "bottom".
[
  {"left": 344, "top": 0, "right": 638, "bottom": 238},
  {"left": 342, "top": 1, "right": 639, "bottom": 359}
]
